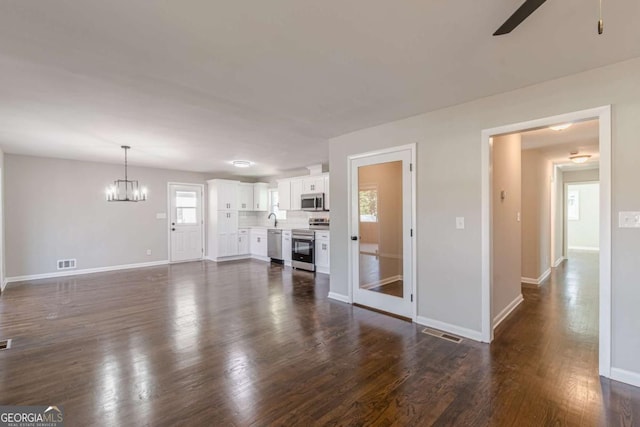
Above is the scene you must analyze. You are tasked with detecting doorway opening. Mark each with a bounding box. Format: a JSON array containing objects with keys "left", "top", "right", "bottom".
[
  {"left": 481, "top": 106, "right": 611, "bottom": 378},
  {"left": 348, "top": 144, "right": 416, "bottom": 320},
  {"left": 168, "top": 183, "right": 205, "bottom": 263}
]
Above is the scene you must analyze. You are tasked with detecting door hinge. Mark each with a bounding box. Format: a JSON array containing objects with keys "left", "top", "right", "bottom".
[
  {"left": 410, "top": 228, "right": 413, "bottom": 237},
  {"left": 409, "top": 163, "right": 413, "bottom": 172},
  {"left": 411, "top": 294, "right": 413, "bottom": 302}
]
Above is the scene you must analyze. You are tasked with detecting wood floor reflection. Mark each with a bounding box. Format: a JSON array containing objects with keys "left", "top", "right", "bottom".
[{"left": 0, "top": 255, "right": 638, "bottom": 425}]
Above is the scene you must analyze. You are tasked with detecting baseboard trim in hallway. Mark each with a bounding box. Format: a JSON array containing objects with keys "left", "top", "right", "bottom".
[
  {"left": 328, "top": 292, "right": 351, "bottom": 303},
  {"left": 611, "top": 368, "right": 640, "bottom": 388},
  {"left": 415, "top": 316, "right": 484, "bottom": 342},
  {"left": 5, "top": 260, "right": 170, "bottom": 285},
  {"left": 493, "top": 294, "right": 524, "bottom": 330},
  {"left": 521, "top": 268, "right": 551, "bottom": 286}
]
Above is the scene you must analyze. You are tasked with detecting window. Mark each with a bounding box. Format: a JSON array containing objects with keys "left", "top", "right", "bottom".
[
  {"left": 359, "top": 187, "right": 378, "bottom": 223},
  {"left": 568, "top": 189, "right": 580, "bottom": 221},
  {"left": 269, "top": 189, "right": 287, "bottom": 220},
  {"left": 176, "top": 191, "right": 197, "bottom": 224}
]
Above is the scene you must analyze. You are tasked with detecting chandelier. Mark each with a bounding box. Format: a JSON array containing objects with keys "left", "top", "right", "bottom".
[{"left": 105, "top": 146, "right": 147, "bottom": 202}]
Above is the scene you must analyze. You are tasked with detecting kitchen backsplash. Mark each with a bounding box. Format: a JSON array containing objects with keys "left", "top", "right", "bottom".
[{"left": 238, "top": 210, "right": 329, "bottom": 228}]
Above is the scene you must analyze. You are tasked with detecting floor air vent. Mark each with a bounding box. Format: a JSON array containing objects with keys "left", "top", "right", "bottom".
[
  {"left": 0, "top": 339, "right": 12, "bottom": 350},
  {"left": 422, "top": 328, "right": 463, "bottom": 344},
  {"left": 57, "top": 259, "right": 77, "bottom": 270}
]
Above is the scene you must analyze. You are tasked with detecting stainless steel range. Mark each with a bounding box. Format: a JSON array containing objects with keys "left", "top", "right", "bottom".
[
  {"left": 291, "top": 218, "right": 329, "bottom": 272},
  {"left": 291, "top": 229, "right": 315, "bottom": 271}
]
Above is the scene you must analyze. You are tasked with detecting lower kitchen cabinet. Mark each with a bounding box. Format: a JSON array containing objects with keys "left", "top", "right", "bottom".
[
  {"left": 238, "top": 228, "right": 249, "bottom": 255},
  {"left": 283, "top": 230, "right": 292, "bottom": 266},
  {"left": 250, "top": 229, "right": 268, "bottom": 259},
  {"left": 315, "top": 231, "right": 330, "bottom": 274}
]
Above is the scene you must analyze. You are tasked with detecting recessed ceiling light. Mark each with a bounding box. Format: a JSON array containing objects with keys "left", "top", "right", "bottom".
[
  {"left": 550, "top": 123, "right": 572, "bottom": 131},
  {"left": 231, "top": 160, "right": 253, "bottom": 168}
]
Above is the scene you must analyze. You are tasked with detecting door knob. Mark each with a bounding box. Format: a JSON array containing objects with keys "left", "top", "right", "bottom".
[{"left": 351, "top": 236, "right": 358, "bottom": 241}]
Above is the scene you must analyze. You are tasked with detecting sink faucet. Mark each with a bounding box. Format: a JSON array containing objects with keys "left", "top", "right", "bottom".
[{"left": 268, "top": 212, "right": 278, "bottom": 228}]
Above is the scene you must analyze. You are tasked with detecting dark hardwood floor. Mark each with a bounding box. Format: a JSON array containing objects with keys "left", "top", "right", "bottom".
[{"left": 1, "top": 254, "right": 639, "bottom": 426}]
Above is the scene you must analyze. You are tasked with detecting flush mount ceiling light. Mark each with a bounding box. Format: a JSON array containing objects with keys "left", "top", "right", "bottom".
[
  {"left": 232, "top": 160, "right": 253, "bottom": 168},
  {"left": 550, "top": 123, "right": 573, "bottom": 131},
  {"left": 105, "top": 146, "right": 147, "bottom": 202},
  {"left": 569, "top": 151, "right": 592, "bottom": 164}
]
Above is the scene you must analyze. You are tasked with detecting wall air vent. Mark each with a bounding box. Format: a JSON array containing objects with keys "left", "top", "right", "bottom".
[{"left": 57, "top": 259, "right": 77, "bottom": 270}]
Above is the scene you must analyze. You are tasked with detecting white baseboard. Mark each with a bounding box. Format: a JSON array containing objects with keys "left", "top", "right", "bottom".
[
  {"left": 5, "top": 260, "right": 170, "bottom": 285},
  {"left": 493, "top": 294, "right": 524, "bottom": 330},
  {"left": 553, "top": 257, "right": 565, "bottom": 268},
  {"left": 521, "top": 268, "right": 551, "bottom": 286},
  {"left": 206, "top": 255, "right": 251, "bottom": 262},
  {"left": 568, "top": 246, "right": 600, "bottom": 252},
  {"left": 415, "top": 316, "right": 484, "bottom": 342},
  {"left": 316, "top": 266, "right": 330, "bottom": 275},
  {"left": 251, "top": 255, "right": 271, "bottom": 263},
  {"left": 1, "top": 278, "right": 7, "bottom": 292},
  {"left": 610, "top": 367, "right": 640, "bottom": 388},
  {"left": 360, "top": 275, "right": 403, "bottom": 290},
  {"left": 328, "top": 292, "right": 351, "bottom": 303}
]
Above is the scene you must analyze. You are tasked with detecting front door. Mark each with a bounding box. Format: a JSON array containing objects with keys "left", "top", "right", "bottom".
[
  {"left": 351, "top": 148, "right": 413, "bottom": 318},
  {"left": 169, "top": 184, "right": 203, "bottom": 262}
]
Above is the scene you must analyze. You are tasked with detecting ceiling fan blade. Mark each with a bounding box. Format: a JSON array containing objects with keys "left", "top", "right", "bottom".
[{"left": 493, "top": 0, "right": 547, "bottom": 36}]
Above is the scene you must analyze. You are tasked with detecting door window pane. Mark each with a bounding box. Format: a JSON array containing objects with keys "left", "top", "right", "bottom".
[
  {"left": 358, "top": 161, "right": 404, "bottom": 298},
  {"left": 176, "top": 191, "right": 197, "bottom": 224}
]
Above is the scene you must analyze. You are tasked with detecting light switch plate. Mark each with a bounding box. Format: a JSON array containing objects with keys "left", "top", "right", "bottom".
[
  {"left": 156, "top": 213, "right": 167, "bottom": 219},
  {"left": 619, "top": 211, "right": 640, "bottom": 228},
  {"left": 456, "top": 217, "right": 465, "bottom": 229}
]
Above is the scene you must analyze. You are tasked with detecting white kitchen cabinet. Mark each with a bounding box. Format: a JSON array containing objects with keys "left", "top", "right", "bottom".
[
  {"left": 215, "top": 179, "right": 238, "bottom": 210},
  {"left": 303, "top": 176, "right": 325, "bottom": 194},
  {"left": 282, "top": 230, "right": 292, "bottom": 266},
  {"left": 315, "top": 231, "right": 330, "bottom": 274},
  {"left": 253, "top": 183, "right": 269, "bottom": 211},
  {"left": 277, "top": 180, "right": 291, "bottom": 210},
  {"left": 216, "top": 211, "right": 239, "bottom": 257},
  {"left": 250, "top": 229, "right": 268, "bottom": 258},
  {"left": 238, "top": 228, "right": 249, "bottom": 255},
  {"left": 323, "top": 174, "right": 330, "bottom": 210},
  {"left": 290, "top": 179, "right": 303, "bottom": 211},
  {"left": 207, "top": 179, "right": 242, "bottom": 260},
  {"left": 238, "top": 183, "right": 253, "bottom": 211}
]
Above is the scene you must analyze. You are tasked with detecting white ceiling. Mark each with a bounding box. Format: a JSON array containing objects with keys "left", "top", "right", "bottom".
[
  {"left": 521, "top": 119, "right": 599, "bottom": 166},
  {"left": 0, "top": 1, "right": 638, "bottom": 176}
]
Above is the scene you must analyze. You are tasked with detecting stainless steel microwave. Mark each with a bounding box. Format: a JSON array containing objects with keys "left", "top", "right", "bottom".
[{"left": 301, "top": 193, "right": 327, "bottom": 211}]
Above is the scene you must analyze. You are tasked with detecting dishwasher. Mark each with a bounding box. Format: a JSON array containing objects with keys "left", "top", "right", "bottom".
[{"left": 267, "top": 229, "right": 283, "bottom": 263}]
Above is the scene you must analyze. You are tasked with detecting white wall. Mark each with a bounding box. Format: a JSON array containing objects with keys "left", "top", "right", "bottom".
[
  {"left": 568, "top": 183, "right": 600, "bottom": 251},
  {"left": 328, "top": 57, "right": 640, "bottom": 378},
  {"left": 552, "top": 167, "right": 564, "bottom": 265},
  {"left": 4, "top": 155, "right": 208, "bottom": 278},
  {"left": 521, "top": 149, "right": 551, "bottom": 280},
  {"left": 491, "top": 134, "right": 521, "bottom": 323},
  {"left": 0, "top": 149, "right": 5, "bottom": 290}
]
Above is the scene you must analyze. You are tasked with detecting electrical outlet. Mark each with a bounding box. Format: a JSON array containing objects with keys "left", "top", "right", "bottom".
[{"left": 146, "top": 249, "right": 152, "bottom": 256}]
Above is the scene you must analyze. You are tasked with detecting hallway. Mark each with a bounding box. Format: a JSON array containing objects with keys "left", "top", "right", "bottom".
[{"left": 493, "top": 251, "right": 626, "bottom": 424}]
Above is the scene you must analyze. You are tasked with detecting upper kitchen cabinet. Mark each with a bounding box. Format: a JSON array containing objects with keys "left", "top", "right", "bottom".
[
  {"left": 209, "top": 179, "right": 239, "bottom": 211},
  {"left": 303, "top": 176, "right": 324, "bottom": 194},
  {"left": 238, "top": 183, "right": 253, "bottom": 211},
  {"left": 277, "top": 180, "right": 291, "bottom": 210},
  {"left": 290, "top": 179, "right": 303, "bottom": 211},
  {"left": 253, "top": 183, "right": 269, "bottom": 211},
  {"left": 324, "top": 175, "right": 330, "bottom": 210}
]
